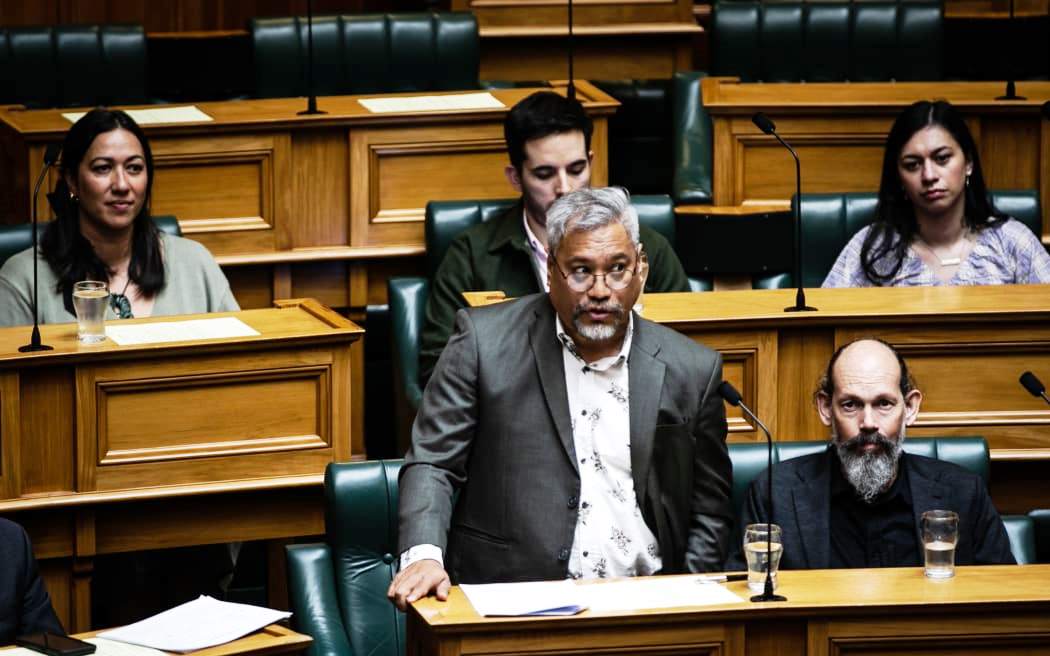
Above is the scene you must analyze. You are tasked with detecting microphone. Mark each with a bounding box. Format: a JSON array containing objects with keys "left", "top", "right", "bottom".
[
  {"left": 995, "top": 0, "right": 1025, "bottom": 101},
  {"left": 297, "top": 0, "right": 325, "bottom": 116},
  {"left": 752, "top": 113, "right": 816, "bottom": 313},
  {"left": 1020, "top": 371, "right": 1050, "bottom": 406},
  {"left": 718, "top": 381, "right": 786, "bottom": 603},
  {"left": 19, "top": 142, "right": 62, "bottom": 353}
]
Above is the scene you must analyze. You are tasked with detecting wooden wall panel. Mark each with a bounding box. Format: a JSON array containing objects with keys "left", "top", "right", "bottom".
[
  {"left": 291, "top": 129, "right": 350, "bottom": 249},
  {"left": 19, "top": 369, "right": 75, "bottom": 496}
]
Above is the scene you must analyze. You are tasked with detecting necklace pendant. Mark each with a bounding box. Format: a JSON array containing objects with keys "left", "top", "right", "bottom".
[{"left": 939, "top": 257, "right": 962, "bottom": 266}]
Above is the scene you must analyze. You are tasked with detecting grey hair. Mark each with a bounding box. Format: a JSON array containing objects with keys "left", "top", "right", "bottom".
[{"left": 546, "top": 187, "right": 640, "bottom": 256}]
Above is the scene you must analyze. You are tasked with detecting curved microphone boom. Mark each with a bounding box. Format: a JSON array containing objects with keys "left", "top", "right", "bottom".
[
  {"left": 19, "top": 142, "right": 62, "bottom": 353},
  {"left": 718, "top": 381, "right": 786, "bottom": 602},
  {"left": 752, "top": 112, "right": 816, "bottom": 313}
]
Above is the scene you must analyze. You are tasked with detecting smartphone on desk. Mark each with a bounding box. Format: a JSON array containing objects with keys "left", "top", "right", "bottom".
[{"left": 15, "top": 633, "right": 96, "bottom": 656}]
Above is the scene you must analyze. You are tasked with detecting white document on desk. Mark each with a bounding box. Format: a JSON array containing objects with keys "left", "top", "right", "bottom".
[
  {"left": 576, "top": 576, "right": 745, "bottom": 613},
  {"left": 105, "top": 317, "right": 259, "bottom": 346},
  {"left": 84, "top": 638, "right": 168, "bottom": 656},
  {"left": 62, "top": 106, "right": 213, "bottom": 125},
  {"left": 96, "top": 595, "right": 290, "bottom": 653},
  {"left": 461, "top": 579, "right": 586, "bottom": 616},
  {"left": 358, "top": 92, "right": 504, "bottom": 113}
]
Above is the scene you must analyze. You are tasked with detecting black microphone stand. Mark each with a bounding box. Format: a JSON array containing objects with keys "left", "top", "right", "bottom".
[
  {"left": 298, "top": 0, "right": 326, "bottom": 115},
  {"left": 19, "top": 143, "right": 62, "bottom": 353},
  {"left": 995, "top": 0, "right": 1025, "bottom": 101},
  {"left": 719, "top": 382, "right": 786, "bottom": 602},
  {"left": 566, "top": 0, "right": 576, "bottom": 101}
]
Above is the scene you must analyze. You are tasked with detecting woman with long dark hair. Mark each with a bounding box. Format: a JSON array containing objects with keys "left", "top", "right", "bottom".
[
  {"left": 0, "top": 108, "right": 237, "bottom": 326},
  {"left": 823, "top": 100, "right": 1050, "bottom": 287}
]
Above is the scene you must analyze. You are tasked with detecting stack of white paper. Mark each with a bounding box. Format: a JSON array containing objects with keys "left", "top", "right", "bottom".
[
  {"left": 62, "top": 106, "right": 213, "bottom": 125},
  {"left": 358, "top": 92, "right": 504, "bottom": 113},
  {"left": 575, "top": 576, "right": 745, "bottom": 613},
  {"left": 97, "top": 595, "right": 291, "bottom": 653},
  {"left": 105, "top": 317, "right": 259, "bottom": 346},
  {"left": 460, "top": 580, "right": 585, "bottom": 616}
]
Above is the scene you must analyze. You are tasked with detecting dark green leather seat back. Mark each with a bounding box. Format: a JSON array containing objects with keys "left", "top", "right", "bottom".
[
  {"left": 251, "top": 12, "right": 480, "bottom": 99},
  {"left": 286, "top": 460, "right": 405, "bottom": 656},
  {"left": 1002, "top": 515, "right": 1036, "bottom": 564},
  {"left": 0, "top": 25, "right": 147, "bottom": 108},
  {"left": 0, "top": 216, "right": 181, "bottom": 270},
  {"left": 712, "top": 1, "right": 943, "bottom": 82},
  {"left": 671, "top": 71, "right": 713, "bottom": 205},
  {"left": 761, "top": 190, "right": 1043, "bottom": 289},
  {"left": 388, "top": 277, "right": 429, "bottom": 413},
  {"left": 424, "top": 199, "right": 516, "bottom": 279}
]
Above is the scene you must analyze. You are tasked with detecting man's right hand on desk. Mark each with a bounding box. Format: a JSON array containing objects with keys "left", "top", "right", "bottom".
[{"left": 387, "top": 559, "right": 451, "bottom": 611}]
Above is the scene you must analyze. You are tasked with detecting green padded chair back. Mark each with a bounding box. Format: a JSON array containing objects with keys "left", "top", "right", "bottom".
[
  {"left": 389, "top": 277, "right": 428, "bottom": 414},
  {"left": 0, "top": 215, "right": 181, "bottom": 270},
  {"left": 1001, "top": 515, "right": 1036, "bottom": 564},
  {"left": 0, "top": 25, "right": 147, "bottom": 108},
  {"left": 671, "top": 71, "right": 713, "bottom": 205},
  {"left": 1030, "top": 509, "right": 1050, "bottom": 563},
  {"left": 763, "top": 189, "right": 1043, "bottom": 289},
  {"left": 424, "top": 199, "right": 516, "bottom": 279},
  {"left": 251, "top": 12, "right": 479, "bottom": 99},
  {"left": 286, "top": 460, "right": 405, "bottom": 656},
  {"left": 711, "top": 1, "right": 942, "bottom": 82}
]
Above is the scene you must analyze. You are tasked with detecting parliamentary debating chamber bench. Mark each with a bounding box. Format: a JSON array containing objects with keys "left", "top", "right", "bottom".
[
  {"left": 466, "top": 285, "right": 1050, "bottom": 513},
  {"left": 0, "top": 299, "right": 362, "bottom": 632},
  {"left": 407, "top": 565, "right": 1050, "bottom": 655}
]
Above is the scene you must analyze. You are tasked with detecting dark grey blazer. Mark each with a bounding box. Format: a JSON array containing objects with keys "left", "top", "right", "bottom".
[
  {"left": 398, "top": 293, "right": 732, "bottom": 583},
  {"left": 0, "top": 518, "right": 63, "bottom": 645},
  {"left": 726, "top": 450, "right": 1015, "bottom": 570}
]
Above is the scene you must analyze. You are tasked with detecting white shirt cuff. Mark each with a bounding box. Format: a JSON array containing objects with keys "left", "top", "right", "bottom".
[{"left": 399, "top": 544, "right": 444, "bottom": 571}]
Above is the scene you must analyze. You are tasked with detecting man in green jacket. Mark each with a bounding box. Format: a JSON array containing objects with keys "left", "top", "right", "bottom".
[{"left": 419, "top": 91, "right": 691, "bottom": 384}]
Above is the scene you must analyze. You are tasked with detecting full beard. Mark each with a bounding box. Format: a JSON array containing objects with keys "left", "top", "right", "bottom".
[
  {"left": 834, "top": 427, "right": 905, "bottom": 503},
  {"left": 572, "top": 301, "right": 626, "bottom": 343}
]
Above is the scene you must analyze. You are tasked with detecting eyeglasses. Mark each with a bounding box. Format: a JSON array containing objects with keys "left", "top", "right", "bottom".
[{"left": 551, "top": 257, "right": 641, "bottom": 293}]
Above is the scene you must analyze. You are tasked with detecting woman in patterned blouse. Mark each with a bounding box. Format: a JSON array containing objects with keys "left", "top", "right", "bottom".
[{"left": 823, "top": 100, "right": 1050, "bottom": 287}]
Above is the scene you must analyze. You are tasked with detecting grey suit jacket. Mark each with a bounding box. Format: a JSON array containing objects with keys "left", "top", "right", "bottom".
[
  {"left": 398, "top": 293, "right": 732, "bottom": 583},
  {"left": 726, "top": 450, "right": 1015, "bottom": 570}
]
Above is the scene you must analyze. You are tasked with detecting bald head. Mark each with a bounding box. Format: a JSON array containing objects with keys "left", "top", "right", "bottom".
[{"left": 819, "top": 338, "right": 914, "bottom": 400}]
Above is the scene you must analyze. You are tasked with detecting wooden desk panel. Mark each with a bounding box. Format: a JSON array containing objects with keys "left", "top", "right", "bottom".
[
  {"left": 0, "top": 299, "right": 360, "bottom": 631},
  {"left": 701, "top": 78, "right": 1050, "bottom": 243},
  {"left": 409, "top": 566, "right": 1050, "bottom": 656}
]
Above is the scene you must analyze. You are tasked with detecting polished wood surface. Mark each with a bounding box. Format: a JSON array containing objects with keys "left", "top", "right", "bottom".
[
  {"left": 409, "top": 566, "right": 1050, "bottom": 655},
  {"left": 0, "top": 82, "right": 613, "bottom": 314},
  {"left": 700, "top": 77, "right": 1050, "bottom": 244},
  {"left": 0, "top": 299, "right": 361, "bottom": 631},
  {"left": 453, "top": 0, "right": 699, "bottom": 80},
  {"left": 945, "top": 0, "right": 1049, "bottom": 18}
]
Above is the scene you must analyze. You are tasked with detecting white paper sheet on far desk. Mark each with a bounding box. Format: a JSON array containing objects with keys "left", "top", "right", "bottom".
[
  {"left": 576, "top": 576, "right": 745, "bottom": 613},
  {"left": 96, "top": 595, "right": 290, "bottom": 653},
  {"left": 358, "top": 92, "right": 504, "bottom": 113},
  {"left": 62, "top": 105, "right": 213, "bottom": 125},
  {"left": 105, "top": 317, "right": 259, "bottom": 346},
  {"left": 460, "top": 579, "right": 585, "bottom": 616}
]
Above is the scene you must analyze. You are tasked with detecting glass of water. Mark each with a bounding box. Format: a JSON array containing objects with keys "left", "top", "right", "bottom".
[
  {"left": 73, "top": 280, "right": 109, "bottom": 344},
  {"left": 744, "top": 523, "right": 783, "bottom": 593},
  {"left": 921, "top": 510, "right": 959, "bottom": 579}
]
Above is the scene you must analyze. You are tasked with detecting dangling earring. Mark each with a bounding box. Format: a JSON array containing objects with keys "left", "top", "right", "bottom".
[
  {"left": 965, "top": 174, "right": 971, "bottom": 188},
  {"left": 69, "top": 190, "right": 79, "bottom": 204}
]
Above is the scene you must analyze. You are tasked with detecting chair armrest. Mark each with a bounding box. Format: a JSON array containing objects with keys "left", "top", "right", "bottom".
[
  {"left": 1002, "top": 515, "right": 1036, "bottom": 565},
  {"left": 286, "top": 543, "right": 353, "bottom": 656}
]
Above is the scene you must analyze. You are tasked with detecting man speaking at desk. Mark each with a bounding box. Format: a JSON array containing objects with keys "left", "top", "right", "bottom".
[
  {"left": 729, "top": 338, "right": 1014, "bottom": 570},
  {"left": 389, "top": 187, "right": 731, "bottom": 610}
]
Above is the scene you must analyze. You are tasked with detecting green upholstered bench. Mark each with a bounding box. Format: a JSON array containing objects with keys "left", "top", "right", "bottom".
[
  {"left": 753, "top": 189, "right": 1044, "bottom": 289},
  {"left": 250, "top": 12, "right": 479, "bottom": 98},
  {"left": 727, "top": 437, "right": 1035, "bottom": 564},
  {"left": 0, "top": 25, "right": 148, "bottom": 108},
  {"left": 286, "top": 460, "right": 405, "bottom": 656},
  {"left": 0, "top": 216, "right": 182, "bottom": 270}
]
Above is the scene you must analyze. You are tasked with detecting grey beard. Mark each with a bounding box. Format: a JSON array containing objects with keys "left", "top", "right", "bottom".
[
  {"left": 834, "top": 428, "right": 904, "bottom": 503},
  {"left": 572, "top": 304, "right": 625, "bottom": 343}
]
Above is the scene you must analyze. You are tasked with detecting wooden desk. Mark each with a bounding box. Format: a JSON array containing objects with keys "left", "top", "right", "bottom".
[
  {"left": 408, "top": 565, "right": 1050, "bottom": 655},
  {"left": 0, "top": 83, "right": 615, "bottom": 312},
  {"left": 465, "top": 285, "right": 1050, "bottom": 510},
  {"left": 2, "top": 624, "right": 311, "bottom": 656},
  {"left": 0, "top": 300, "right": 361, "bottom": 632},
  {"left": 700, "top": 77, "right": 1050, "bottom": 245},
  {"left": 452, "top": 0, "right": 701, "bottom": 80}
]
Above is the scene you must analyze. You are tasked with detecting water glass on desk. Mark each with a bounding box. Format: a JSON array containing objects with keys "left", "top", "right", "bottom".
[
  {"left": 921, "top": 510, "right": 959, "bottom": 579},
  {"left": 744, "top": 523, "right": 783, "bottom": 593},
  {"left": 73, "top": 280, "right": 108, "bottom": 343}
]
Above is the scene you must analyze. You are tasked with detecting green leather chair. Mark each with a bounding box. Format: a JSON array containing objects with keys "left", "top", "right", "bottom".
[
  {"left": 0, "top": 25, "right": 148, "bottom": 108},
  {"left": 0, "top": 215, "right": 182, "bottom": 270},
  {"left": 251, "top": 12, "right": 480, "bottom": 98},
  {"left": 754, "top": 189, "right": 1044, "bottom": 289},
  {"left": 727, "top": 437, "right": 1036, "bottom": 564},
  {"left": 286, "top": 460, "right": 405, "bottom": 656},
  {"left": 711, "top": 0, "right": 943, "bottom": 83}
]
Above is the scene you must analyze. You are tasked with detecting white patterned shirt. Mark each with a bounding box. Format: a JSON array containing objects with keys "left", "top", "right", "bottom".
[{"left": 556, "top": 314, "right": 663, "bottom": 579}]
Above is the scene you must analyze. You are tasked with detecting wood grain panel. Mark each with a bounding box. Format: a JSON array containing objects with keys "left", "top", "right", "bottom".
[
  {"left": 290, "top": 262, "right": 351, "bottom": 309},
  {"left": 0, "top": 372, "right": 19, "bottom": 500},
  {"left": 39, "top": 561, "right": 72, "bottom": 633},
  {"left": 978, "top": 116, "right": 1041, "bottom": 192},
  {"left": 291, "top": 129, "right": 349, "bottom": 248},
  {"left": 479, "top": 38, "right": 688, "bottom": 81},
  {"left": 740, "top": 139, "right": 884, "bottom": 204},
  {"left": 455, "top": 0, "right": 692, "bottom": 26},
  {"left": 777, "top": 328, "right": 834, "bottom": 441},
  {"left": 19, "top": 368, "right": 75, "bottom": 495}
]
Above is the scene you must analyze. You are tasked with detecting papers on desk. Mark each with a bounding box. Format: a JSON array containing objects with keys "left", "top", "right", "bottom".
[
  {"left": 105, "top": 317, "right": 259, "bottom": 346},
  {"left": 96, "top": 595, "right": 290, "bottom": 653},
  {"left": 62, "top": 106, "right": 213, "bottom": 125},
  {"left": 461, "top": 576, "right": 745, "bottom": 617},
  {"left": 358, "top": 92, "right": 504, "bottom": 113},
  {"left": 83, "top": 638, "right": 168, "bottom": 656}
]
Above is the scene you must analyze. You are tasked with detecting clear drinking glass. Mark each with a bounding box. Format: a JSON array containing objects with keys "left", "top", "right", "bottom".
[
  {"left": 921, "top": 510, "right": 959, "bottom": 579},
  {"left": 73, "top": 280, "right": 109, "bottom": 344},
  {"left": 744, "top": 523, "right": 783, "bottom": 593}
]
